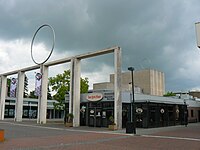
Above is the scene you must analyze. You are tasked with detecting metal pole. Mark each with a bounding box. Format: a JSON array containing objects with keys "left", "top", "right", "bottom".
[
  {"left": 131, "top": 70, "right": 136, "bottom": 134},
  {"left": 184, "top": 100, "right": 187, "bottom": 127},
  {"left": 128, "top": 67, "right": 136, "bottom": 134}
]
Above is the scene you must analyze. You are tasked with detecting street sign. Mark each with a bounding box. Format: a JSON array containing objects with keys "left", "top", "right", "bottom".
[{"left": 195, "top": 22, "right": 200, "bottom": 48}]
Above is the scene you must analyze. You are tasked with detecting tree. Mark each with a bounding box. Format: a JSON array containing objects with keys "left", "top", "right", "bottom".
[
  {"left": 48, "top": 69, "right": 89, "bottom": 110},
  {"left": 29, "top": 90, "right": 38, "bottom": 99},
  {"left": 28, "top": 87, "right": 52, "bottom": 99},
  {"left": 7, "top": 78, "right": 11, "bottom": 97},
  {"left": 80, "top": 77, "right": 89, "bottom": 93},
  {"left": 47, "top": 87, "right": 52, "bottom": 100},
  {"left": 163, "top": 91, "right": 176, "bottom": 97}
]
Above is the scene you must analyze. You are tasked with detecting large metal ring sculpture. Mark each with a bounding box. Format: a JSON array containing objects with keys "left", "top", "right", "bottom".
[{"left": 31, "top": 24, "right": 55, "bottom": 65}]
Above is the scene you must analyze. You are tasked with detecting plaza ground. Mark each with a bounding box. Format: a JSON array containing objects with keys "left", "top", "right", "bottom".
[{"left": 0, "top": 119, "right": 199, "bottom": 150}]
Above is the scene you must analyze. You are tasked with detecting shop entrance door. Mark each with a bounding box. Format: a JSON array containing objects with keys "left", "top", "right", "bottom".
[{"left": 88, "top": 107, "right": 102, "bottom": 127}]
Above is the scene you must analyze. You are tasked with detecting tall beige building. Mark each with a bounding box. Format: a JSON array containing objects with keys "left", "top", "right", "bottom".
[{"left": 93, "top": 69, "right": 165, "bottom": 96}]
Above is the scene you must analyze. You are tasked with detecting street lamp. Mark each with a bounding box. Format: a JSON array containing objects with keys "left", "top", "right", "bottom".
[
  {"left": 128, "top": 67, "right": 136, "bottom": 134},
  {"left": 183, "top": 100, "right": 188, "bottom": 127}
]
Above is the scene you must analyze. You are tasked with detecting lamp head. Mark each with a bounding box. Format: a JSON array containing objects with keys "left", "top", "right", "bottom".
[{"left": 128, "top": 67, "right": 134, "bottom": 71}]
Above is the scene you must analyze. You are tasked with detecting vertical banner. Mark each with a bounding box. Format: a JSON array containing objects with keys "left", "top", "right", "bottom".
[
  {"left": 35, "top": 73, "right": 42, "bottom": 96},
  {"left": 10, "top": 78, "right": 17, "bottom": 97}
]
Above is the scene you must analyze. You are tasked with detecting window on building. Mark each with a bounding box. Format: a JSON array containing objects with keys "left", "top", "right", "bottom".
[{"left": 191, "top": 110, "right": 194, "bottom": 117}]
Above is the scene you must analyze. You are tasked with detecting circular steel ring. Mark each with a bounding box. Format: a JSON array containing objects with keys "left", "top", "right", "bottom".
[{"left": 31, "top": 24, "right": 55, "bottom": 65}]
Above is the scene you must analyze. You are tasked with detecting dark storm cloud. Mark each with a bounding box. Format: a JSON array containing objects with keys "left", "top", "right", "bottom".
[{"left": 0, "top": 0, "right": 200, "bottom": 91}]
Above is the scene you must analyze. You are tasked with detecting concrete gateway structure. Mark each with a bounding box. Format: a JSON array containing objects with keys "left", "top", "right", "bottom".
[
  {"left": 0, "top": 46, "right": 123, "bottom": 128},
  {"left": 1, "top": 45, "right": 200, "bottom": 129}
]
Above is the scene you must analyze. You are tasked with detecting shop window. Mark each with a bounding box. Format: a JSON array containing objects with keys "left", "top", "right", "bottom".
[
  {"left": 149, "top": 106, "right": 156, "bottom": 127},
  {"left": 4, "top": 109, "right": 8, "bottom": 117},
  {"left": 23, "top": 110, "right": 28, "bottom": 117},
  {"left": 191, "top": 110, "right": 194, "bottom": 117},
  {"left": 102, "top": 102, "right": 114, "bottom": 108},
  {"left": 9, "top": 109, "right": 14, "bottom": 117}
]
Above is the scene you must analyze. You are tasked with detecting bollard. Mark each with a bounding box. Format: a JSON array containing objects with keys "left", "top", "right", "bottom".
[{"left": 0, "top": 129, "right": 4, "bottom": 142}]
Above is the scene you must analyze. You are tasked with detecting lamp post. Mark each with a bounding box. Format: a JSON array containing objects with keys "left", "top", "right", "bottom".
[
  {"left": 183, "top": 99, "right": 188, "bottom": 127},
  {"left": 128, "top": 67, "right": 136, "bottom": 134}
]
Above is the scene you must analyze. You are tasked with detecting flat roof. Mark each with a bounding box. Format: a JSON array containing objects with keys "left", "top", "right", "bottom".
[{"left": 80, "top": 91, "right": 186, "bottom": 105}]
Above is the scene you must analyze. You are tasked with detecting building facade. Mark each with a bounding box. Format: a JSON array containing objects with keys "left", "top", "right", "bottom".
[
  {"left": 187, "top": 100, "right": 200, "bottom": 123},
  {"left": 4, "top": 90, "right": 200, "bottom": 128},
  {"left": 174, "top": 92, "right": 200, "bottom": 123},
  {"left": 93, "top": 69, "right": 165, "bottom": 96},
  {"left": 65, "top": 90, "right": 192, "bottom": 128},
  {"left": 4, "top": 98, "right": 64, "bottom": 119}
]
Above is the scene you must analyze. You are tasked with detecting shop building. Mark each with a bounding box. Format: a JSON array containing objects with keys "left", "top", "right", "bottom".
[
  {"left": 174, "top": 92, "right": 200, "bottom": 123},
  {"left": 65, "top": 90, "right": 192, "bottom": 128},
  {"left": 4, "top": 98, "right": 63, "bottom": 119},
  {"left": 187, "top": 99, "right": 200, "bottom": 122},
  {"left": 4, "top": 91, "right": 200, "bottom": 128}
]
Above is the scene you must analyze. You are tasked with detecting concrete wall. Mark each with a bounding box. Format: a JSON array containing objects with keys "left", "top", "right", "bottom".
[
  {"left": 187, "top": 107, "right": 200, "bottom": 122},
  {"left": 93, "top": 82, "right": 113, "bottom": 90},
  {"left": 150, "top": 69, "right": 165, "bottom": 96},
  {"left": 93, "top": 69, "right": 165, "bottom": 96}
]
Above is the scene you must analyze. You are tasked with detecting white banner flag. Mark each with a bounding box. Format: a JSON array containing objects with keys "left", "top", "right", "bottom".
[
  {"left": 35, "top": 73, "right": 42, "bottom": 96},
  {"left": 10, "top": 78, "right": 17, "bottom": 97}
]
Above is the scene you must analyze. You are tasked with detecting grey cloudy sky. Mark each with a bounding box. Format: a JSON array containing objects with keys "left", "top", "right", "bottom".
[{"left": 0, "top": 0, "right": 200, "bottom": 92}]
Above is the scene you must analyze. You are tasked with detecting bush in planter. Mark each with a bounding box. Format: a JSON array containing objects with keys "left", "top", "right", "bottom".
[
  {"left": 109, "top": 116, "right": 116, "bottom": 125},
  {"left": 65, "top": 113, "right": 74, "bottom": 127},
  {"left": 66, "top": 113, "right": 74, "bottom": 123},
  {"left": 108, "top": 116, "right": 117, "bottom": 130}
]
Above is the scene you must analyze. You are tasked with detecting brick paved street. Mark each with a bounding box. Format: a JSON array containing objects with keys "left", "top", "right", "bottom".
[{"left": 0, "top": 120, "right": 199, "bottom": 150}]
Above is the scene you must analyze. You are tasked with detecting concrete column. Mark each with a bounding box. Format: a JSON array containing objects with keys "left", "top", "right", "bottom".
[
  {"left": 0, "top": 76, "right": 7, "bottom": 120},
  {"left": 72, "top": 58, "right": 81, "bottom": 127},
  {"left": 69, "top": 59, "right": 74, "bottom": 114},
  {"left": 15, "top": 71, "right": 25, "bottom": 122},
  {"left": 38, "top": 65, "right": 49, "bottom": 124},
  {"left": 114, "top": 47, "right": 122, "bottom": 129}
]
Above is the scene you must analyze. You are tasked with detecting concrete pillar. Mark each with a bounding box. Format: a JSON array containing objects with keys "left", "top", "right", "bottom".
[
  {"left": 69, "top": 59, "right": 74, "bottom": 114},
  {"left": 72, "top": 58, "right": 81, "bottom": 127},
  {"left": 114, "top": 47, "right": 122, "bottom": 129},
  {"left": 15, "top": 71, "right": 25, "bottom": 122},
  {"left": 0, "top": 76, "right": 7, "bottom": 120},
  {"left": 38, "top": 65, "right": 49, "bottom": 124}
]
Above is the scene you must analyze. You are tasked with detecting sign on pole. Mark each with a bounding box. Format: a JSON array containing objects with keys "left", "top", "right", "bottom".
[{"left": 195, "top": 22, "right": 200, "bottom": 48}]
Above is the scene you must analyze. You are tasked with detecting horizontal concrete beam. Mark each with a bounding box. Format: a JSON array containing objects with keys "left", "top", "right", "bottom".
[
  {"left": 75, "top": 46, "right": 118, "bottom": 59},
  {"left": 44, "top": 57, "right": 72, "bottom": 67},
  {"left": 45, "top": 46, "right": 118, "bottom": 66},
  {"left": 0, "top": 65, "right": 40, "bottom": 76},
  {"left": 0, "top": 46, "right": 119, "bottom": 76}
]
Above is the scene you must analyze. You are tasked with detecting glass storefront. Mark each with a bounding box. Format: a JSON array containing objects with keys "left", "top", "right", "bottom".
[
  {"left": 79, "top": 101, "right": 130, "bottom": 128},
  {"left": 76, "top": 100, "right": 186, "bottom": 128}
]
